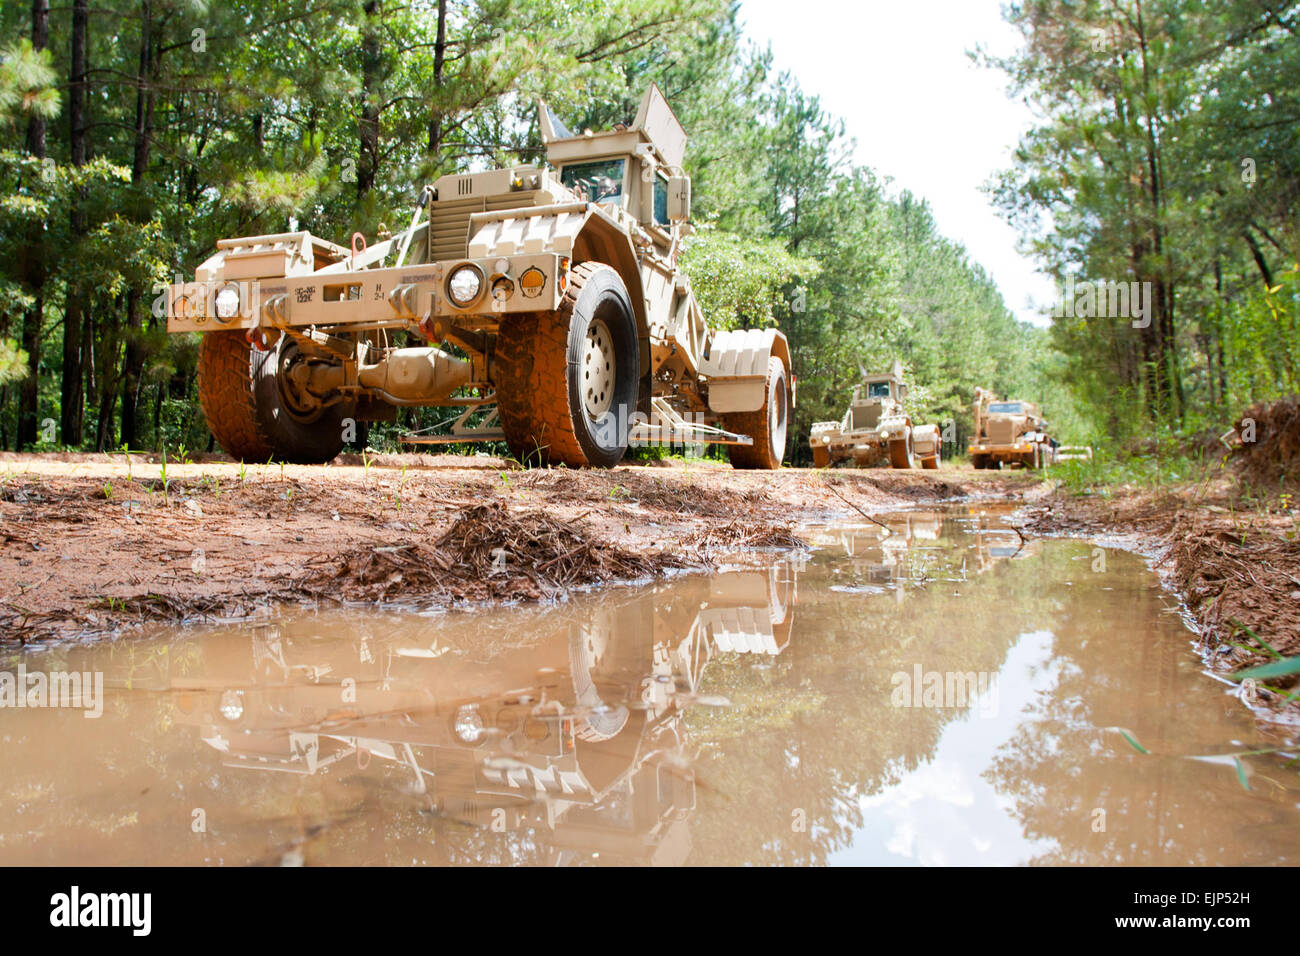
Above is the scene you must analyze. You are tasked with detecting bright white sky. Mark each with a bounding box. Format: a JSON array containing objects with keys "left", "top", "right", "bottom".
[{"left": 738, "top": 0, "right": 1056, "bottom": 327}]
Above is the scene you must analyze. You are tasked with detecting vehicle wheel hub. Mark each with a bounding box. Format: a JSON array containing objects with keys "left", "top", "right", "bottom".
[
  {"left": 582, "top": 318, "right": 616, "bottom": 420},
  {"left": 276, "top": 340, "right": 324, "bottom": 423}
]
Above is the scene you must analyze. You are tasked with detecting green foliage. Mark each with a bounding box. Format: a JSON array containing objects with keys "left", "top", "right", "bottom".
[
  {"left": 987, "top": 0, "right": 1300, "bottom": 441},
  {"left": 1221, "top": 265, "right": 1300, "bottom": 403},
  {"left": 681, "top": 228, "right": 819, "bottom": 331},
  {"left": 0, "top": 38, "right": 59, "bottom": 126},
  {"left": 1050, "top": 436, "right": 1219, "bottom": 497},
  {"left": 0, "top": 335, "right": 27, "bottom": 385}
]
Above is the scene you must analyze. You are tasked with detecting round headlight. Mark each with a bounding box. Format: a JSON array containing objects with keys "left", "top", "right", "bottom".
[
  {"left": 219, "top": 689, "right": 244, "bottom": 722},
  {"left": 454, "top": 703, "right": 483, "bottom": 743},
  {"left": 447, "top": 265, "right": 483, "bottom": 307},
  {"left": 879, "top": 429, "right": 889, "bottom": 439},
  {"left": 214, "top": 285, "right": 241, "bottom": 320}
]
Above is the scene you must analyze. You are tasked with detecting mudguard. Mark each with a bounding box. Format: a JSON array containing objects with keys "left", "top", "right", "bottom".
[{"left": 702, "top": 327, "right": 792, "bottom": 413}]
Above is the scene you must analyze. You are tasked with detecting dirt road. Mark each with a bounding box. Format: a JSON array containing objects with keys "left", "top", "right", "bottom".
[
  {"left": 0, "top": 452, "right": 1032, "bottom": 643},
  {"left": 4, "top": 448, "right": 1298, "bottom": 727}
]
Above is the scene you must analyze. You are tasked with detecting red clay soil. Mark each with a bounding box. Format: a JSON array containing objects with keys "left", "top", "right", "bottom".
[
  {"left": 1235, "top": 396, "right": 1300, "bottom": 490},
  {"left": 0, "top": 451, "right": 1023, "bottom": 644}
]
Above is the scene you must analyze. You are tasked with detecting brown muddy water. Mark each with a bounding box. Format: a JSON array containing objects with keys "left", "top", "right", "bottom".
[{"left": 2, "top": 504, "right": 1298, "bottom": 866}]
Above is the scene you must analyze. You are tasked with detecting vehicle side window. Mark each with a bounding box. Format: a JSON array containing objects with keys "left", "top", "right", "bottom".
[{"left": 653, "top": 174, "right": 669, "bottom": 226}]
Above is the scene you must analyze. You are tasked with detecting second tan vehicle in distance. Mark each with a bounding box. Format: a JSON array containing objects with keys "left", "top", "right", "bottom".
[
  {"left": 968, "top": 387, "right": 1056, "bottom": 470},
  {"left": 808, "top": 361, "right": 941, "bottom": 469},
  {"left": 166, "top": 85, "right": 793, "bottom": 470}
]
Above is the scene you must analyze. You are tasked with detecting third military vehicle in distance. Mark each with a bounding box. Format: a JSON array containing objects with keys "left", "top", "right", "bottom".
[
  {"left": 808, "top": 361, "right": 941, "bottom": 469},
  {"left": 165, "top": 84, "right": 792, "bottom": 470},
  {"left": 968, "top": 387, "right": 1055, "bottom": 469}
]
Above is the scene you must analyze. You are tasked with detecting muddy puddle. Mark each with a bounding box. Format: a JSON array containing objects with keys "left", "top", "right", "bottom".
[{"left": 2, "top": 504, "right": 1298, "bottom": 866}]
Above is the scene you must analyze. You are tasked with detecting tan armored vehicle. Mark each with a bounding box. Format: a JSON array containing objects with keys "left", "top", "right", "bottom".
[
  {"left": 165, "top": 85, "right": 792, "bottom": 469},
  {"left": 969, "top": 387, "right": 1055, "bottom": 469},
  {"left": 808, "top": 361, "right": 941, "bottom": 469}
]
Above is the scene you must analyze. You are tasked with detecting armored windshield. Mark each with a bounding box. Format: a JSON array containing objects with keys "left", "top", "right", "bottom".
[
  {"left": 988, "top": 402, "right": 1024, "bottom": 414},
  {"left": 561, "top": 159, "right": 626, "bottom": 203},
  {"left": 865, "top": 381, "right": 892, "bottom": 398}
]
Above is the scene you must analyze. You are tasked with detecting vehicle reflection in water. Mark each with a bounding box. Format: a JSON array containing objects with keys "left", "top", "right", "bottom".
[
  {"left": 3, "top": 504, "right": 1300, "bottom": 866},
  {"left": 163, "top": 565, "right": 796, "bottom": 866},
  {"left": 810, "top": 511, "right": 944, "bottom": 598}
]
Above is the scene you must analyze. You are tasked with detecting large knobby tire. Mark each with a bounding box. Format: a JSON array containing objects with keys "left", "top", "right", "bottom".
[
  {"left": 197, "top": 331, "right": 274, "bottom": 462},
  {"left": 252, "top": 335, "right": 348, "bottom": 464},
  {"left": 724, "top": 356, "right": 789, "bottom": 470},
  {"left": 921, "top": 449, "right": 941, "bottom": 470},
  {"left": 888, "top": 428, "right": 915, "bottom": 469},
  {"left": 812, "top": 444, "right": 831, "bottom": 469},
  {"left": 496, "top": 262, "right": 639, "bottom": 468}
]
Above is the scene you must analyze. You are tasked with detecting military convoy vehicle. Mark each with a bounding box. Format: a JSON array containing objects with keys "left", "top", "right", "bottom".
[
  {"left": 166, "top": 85, "right": 792, "bottom": 469},
  {"left": 808, "top": 361, "right": 941, "bottom": 469},
  {"left": 968, "top": 387, "right": 1055, "bottom": 469}
]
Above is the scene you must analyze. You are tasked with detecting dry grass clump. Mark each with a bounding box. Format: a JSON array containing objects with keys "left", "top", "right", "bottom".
[{"left": 302, "top": 501, "right": 694, "bottom": 604}]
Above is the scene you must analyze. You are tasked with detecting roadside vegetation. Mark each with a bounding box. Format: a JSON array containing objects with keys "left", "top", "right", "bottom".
[
  {"left": 1, "top": 1, "right": 1296, "bottom": 473},
  {"left": 987, "top": 0, "right": 1300, "bottom": 461},
  {"left": 1, "top": 0, "right": 1058, "bottom": 463}
]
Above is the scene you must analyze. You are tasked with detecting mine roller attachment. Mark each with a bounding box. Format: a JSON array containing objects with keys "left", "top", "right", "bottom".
[{"left": 496, "top": 262, "right": 640, "bottom": 468}]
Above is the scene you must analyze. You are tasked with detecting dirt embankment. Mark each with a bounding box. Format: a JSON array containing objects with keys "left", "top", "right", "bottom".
[{"left": 0, "top": 452, "right": 1024, "bottom": 643}]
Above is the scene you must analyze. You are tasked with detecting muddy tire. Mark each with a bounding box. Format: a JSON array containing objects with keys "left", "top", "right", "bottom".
[
  {"left": 921, "top": 449, "right": 941, "bottom": 470},
  {"left": 252, "top": 335, "right": 349, "bottom": 464},
  {"left": 496, "top": 262, "right": 639, "bottom": 468},
  {"left": 887, "top": 429, "right": 915, "bottom": 469},
  {"left": 197, "top": 331, "right": 274, "bottom": 462},
  {"left": 723, "top": 356, "right": 789, "bottom": 470},
  {"left": 812, "top": 444, "right": 831, "bottom": 469}
]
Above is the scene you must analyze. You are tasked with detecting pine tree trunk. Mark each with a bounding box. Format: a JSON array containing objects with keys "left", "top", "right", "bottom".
[
  {"left": 17, "top": 0, "right": 50, "bottom": 450},
  {"left": 61, "top": 0, "right": 90, "bottom": 447},
  {"left": 120, "top": 0, "right": 156, "bottom": 448},
  {"left": 427, "top": 0, "right": 447, "bottom": 161},
  {"left": 358, "top": 0, "right": 381, "bottom": 196}
]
